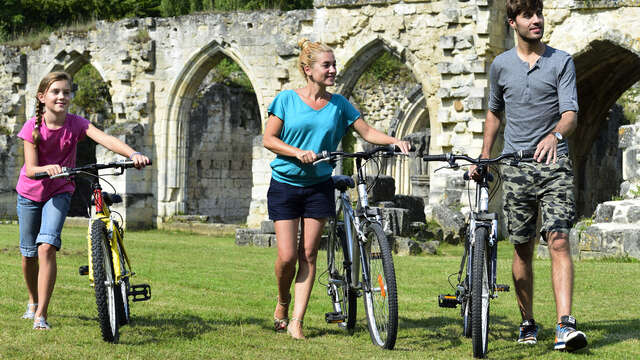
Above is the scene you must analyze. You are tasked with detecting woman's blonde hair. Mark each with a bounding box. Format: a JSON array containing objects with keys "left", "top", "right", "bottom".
[
  {"left": 297, "top": 38, "right": 333, "bottom": 78},
  {"left": 32, "top": 71, "right": 72, "bottom": 147}
]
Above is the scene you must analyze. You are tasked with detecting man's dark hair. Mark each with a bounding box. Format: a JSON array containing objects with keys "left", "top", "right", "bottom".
[{"left": 506, "top": 0, "right": 544, "bottom": 21}]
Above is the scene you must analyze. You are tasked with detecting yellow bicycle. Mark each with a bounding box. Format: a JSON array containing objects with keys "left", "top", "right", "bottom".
[{"left": 36, "top": 160, "right": 152, "bottom": 343}]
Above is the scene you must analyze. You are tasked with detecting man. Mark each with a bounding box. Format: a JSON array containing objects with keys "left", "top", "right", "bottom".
[{"left": 472, "top": 0, "right": 587, "bottom": 352}]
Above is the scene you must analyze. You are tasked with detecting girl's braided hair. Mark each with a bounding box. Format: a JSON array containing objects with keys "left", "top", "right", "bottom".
[
  {"left": 297, "top": 38, "right": 333, "bottom": 79},
  {"left": 32, "top": 71, "right": 72, "bottom": 147}
]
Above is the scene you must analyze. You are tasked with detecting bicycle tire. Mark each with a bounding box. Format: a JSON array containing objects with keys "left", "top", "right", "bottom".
[
  {"left": 362, "top": 222, "right": 398, "bottom": 349},
  {"left": 91, "top": 220, "right": 120, "bottom": 343},
  {"left": 327, "top": 212, "right": 357, "bottom": 331},
  {"left": 471, "top": 227, "right": 490, "bottom": 358}
]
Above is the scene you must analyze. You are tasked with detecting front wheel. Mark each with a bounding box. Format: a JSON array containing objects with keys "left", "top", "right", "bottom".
[
  {"left": 91, "top": 221, "right": 119, "bottom": 343},
  {"left": 362, "top": 222, "right": 398, "bottom": 349},
  {"left": 326, "top": 214, "right": 357, "bottom": 331},
  {"left": 471, "top": 227, "right": 490, "bottom": 358}
]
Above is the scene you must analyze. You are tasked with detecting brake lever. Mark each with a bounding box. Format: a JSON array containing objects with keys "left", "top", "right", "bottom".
[{"left": 312, "top": 157, "right": 331, "bottom": 166}]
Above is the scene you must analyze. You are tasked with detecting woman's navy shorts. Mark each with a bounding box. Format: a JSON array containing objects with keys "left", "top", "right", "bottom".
[{"left": 267, "top": 178, "right": 335, "bottom": 220}]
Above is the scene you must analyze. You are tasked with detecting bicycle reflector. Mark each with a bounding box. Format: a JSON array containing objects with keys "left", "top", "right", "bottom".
[{"left": 377, "top": 274, "right": 386, "bottom": 298}]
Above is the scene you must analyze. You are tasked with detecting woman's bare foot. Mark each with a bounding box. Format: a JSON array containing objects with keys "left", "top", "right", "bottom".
[{"left": 287, "top": 317, "right": 305, "bottom": 339}]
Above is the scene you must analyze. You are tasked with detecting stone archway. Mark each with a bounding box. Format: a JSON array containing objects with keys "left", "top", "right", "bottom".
[
  {"left": 161, "top": 41, "right": 262, "bottom": 222},
  {"left": 336, "top": 37, "right": 429, "bottom": 196},
  {"left": 571, "top": 40, "right": 640, "bottom": 216},
  {"left": 388, "top": 85, "right": 430, "bottom": 197}
]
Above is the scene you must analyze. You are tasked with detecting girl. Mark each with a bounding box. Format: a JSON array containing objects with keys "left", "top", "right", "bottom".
[
  {"left": 263, "top": 39, "right": 410, "bottom": 339},
  {"left": 17, "top": 71, "right": 149, "bottom": 330}
]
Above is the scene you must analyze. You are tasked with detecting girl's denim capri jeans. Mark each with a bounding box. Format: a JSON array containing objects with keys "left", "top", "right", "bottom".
[{"left": 17, "top": 192, "right": 72, "bottom": 257}]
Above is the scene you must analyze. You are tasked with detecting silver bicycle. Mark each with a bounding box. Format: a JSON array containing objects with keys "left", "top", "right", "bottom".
[
  {"left": 425, "top": 149, "right": 533, "bottom": 358},
  {"left": 316, "top": 145, "right": 411, "bottom": 350}
]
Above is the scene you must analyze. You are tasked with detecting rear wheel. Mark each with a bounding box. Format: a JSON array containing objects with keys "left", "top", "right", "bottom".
[
  {"left": 362, "top": 222, "right": 398, "bottom": 349},
  {"left": 471, "top": 227, "right": 490, "bottom": 358},
  {"left": 91, "top": 221, "right": 119, "bottom": 343},
  {"left": 326, "top": 208, "right": 357, "bottom": 331}
]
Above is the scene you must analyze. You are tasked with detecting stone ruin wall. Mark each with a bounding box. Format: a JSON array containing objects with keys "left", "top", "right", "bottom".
[{"left": 0, "top": 0, "right": 640, "bottom": 233}]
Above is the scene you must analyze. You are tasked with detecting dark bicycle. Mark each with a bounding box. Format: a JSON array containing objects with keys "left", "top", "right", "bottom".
[{"left": 423, "top": 149, "right": 533, "bottom": 358}]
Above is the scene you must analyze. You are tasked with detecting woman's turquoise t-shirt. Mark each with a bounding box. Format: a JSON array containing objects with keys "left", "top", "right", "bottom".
[{"left": 268, "top": 90, "right": 360, "bottom": 187}]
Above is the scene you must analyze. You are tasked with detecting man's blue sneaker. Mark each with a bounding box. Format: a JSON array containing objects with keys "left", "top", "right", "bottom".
[
  {"left": 517, "top": 319, "right": 538, "bottom": 344},
  {"left": 554, "top": 315, "right": 587, "bottom": 351}
]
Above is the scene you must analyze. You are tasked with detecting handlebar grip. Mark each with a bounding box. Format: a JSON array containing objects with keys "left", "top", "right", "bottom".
[
  {"left": 315, "top": 151, "right": 329, "bottom": 161},
  {"left": 122, "top": 159, "right": 153, "bottom": 167},
  {"left": 34, "top": 172, "right": 49, "bottom": 180},
  {"left": 423, "top": 154, "right": 448, "bottom": 162},
  {"left": 394, "top": 144, "right": 416, "bottom": 152}
]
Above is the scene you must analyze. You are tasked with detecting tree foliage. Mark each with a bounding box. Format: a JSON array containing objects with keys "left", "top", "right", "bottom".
[
  {"left": 69, "top": 64, "right": 112, "bottom": 121},
  {"left": 0, "top": 0, "right": 312, "bottom": 41}
]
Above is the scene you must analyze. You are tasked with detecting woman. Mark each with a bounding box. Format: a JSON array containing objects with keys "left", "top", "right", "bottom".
[{"left": 263, "top": 38, "right": 410, "bottom": 339}]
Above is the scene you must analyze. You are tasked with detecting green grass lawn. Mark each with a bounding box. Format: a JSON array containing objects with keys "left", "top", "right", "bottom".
[{"left": 1, "top": 223, "right": 638, "bottom": 359}]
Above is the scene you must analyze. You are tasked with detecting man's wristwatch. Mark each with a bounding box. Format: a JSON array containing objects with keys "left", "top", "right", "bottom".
[{"left": 552, "top": 131, "right": 564, "bottom": 142}]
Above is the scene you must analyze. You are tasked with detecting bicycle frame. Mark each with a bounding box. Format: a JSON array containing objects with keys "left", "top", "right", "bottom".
[
  {"left": 463, "top": 166, "right": 499, "bottom": 300},
  {"left": 338, "top": 155, "right": 383, "bottom": 291},
  {"left": 87, "top": 180, "right": 131, "bottom": 286}
]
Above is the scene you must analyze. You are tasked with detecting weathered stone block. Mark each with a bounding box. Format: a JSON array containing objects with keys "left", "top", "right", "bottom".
[
  {"left": 261, "top": 220, "right": 275, "bottom": 234},
  {"left": 418, "top": 240, "right": 439, "bottom": 255},
  {"left": 380, "top": 207, "right": 410, "bottom": 237},
  {"left": 619, "top": 125, "right": 638, "bottom": 149},
  {"left": 253, "top": 233, "right": 275, "bottom": 247},
  {"left": 393, "top": 195, "right": 426, "bottom": 223},
  {"left": 439, "top": 36, "right": 455, "bottom": 49},
  {"left": 394, "top": 236, "right": 421, "bottom": 255},
  {"left": 594, "top": 202, "right": 615, "bottom": 222},
  {"left": 367, "top": 175, "right": 395, "bottom": 203},
  {"left": 431, "top": 203, "right": 466, "bottom": 244},
  {"left": 235, "top": 228, "right": 260, "bottom": 246}
]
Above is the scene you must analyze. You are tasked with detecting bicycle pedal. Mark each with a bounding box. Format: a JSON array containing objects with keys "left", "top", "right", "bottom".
[
  {"left": 325, "top": 312, "right": 346, "bottom": 324},
  {"left": 78, "top": 265, "right": 89, "bottom": 276},
  {"left": 129, "top": 283, "right": 151, "bottom": 302},
  {"left": 438, "top": 294, "right": 459, "bottom": 308},
  {"left": 495, "top": 284, "right": 510, "bottom": 292}
]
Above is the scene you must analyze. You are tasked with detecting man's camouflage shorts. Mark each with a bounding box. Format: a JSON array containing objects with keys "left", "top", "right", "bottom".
[{"left": 501, "top": 154, "right": 576, "bottom": 244}]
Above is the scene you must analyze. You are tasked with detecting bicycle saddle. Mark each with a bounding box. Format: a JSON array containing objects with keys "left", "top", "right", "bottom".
[{"left": 332, "top": 175, "right": 355, "bottom": 192}]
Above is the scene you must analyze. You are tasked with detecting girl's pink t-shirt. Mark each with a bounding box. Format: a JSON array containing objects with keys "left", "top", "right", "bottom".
[{"left": 16, "top": 114, "right": 90, "bottom": 202}]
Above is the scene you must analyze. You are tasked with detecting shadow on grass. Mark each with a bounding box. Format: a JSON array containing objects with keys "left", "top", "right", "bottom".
[
  {"left": 585, "top": 318, "right": 640, "bottom": 346},
  {"left": 75, "top": 313, "right": 269, "bottom": 344}
]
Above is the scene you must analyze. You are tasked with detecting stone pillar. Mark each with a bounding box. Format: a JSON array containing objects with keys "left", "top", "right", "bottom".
[
  {"left": 0, "top": 47, "right": 26, "bottom": 218},
  {"left": 246, "top": 135, "right": 275, "bottom": 227},
  {"left": 97, "top": 122, "right": 154, "bottom": 229}
]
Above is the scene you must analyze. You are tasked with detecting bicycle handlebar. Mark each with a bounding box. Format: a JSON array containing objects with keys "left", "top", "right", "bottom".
[
  {"left": 34, "top": 159, "right": 153, "bottom": 180},
  {"left": 422, "top": 149, "right": 535, "bottom": 166},
  {"left": 313, "top": 144, "right": 416, "bottom": 165}
]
